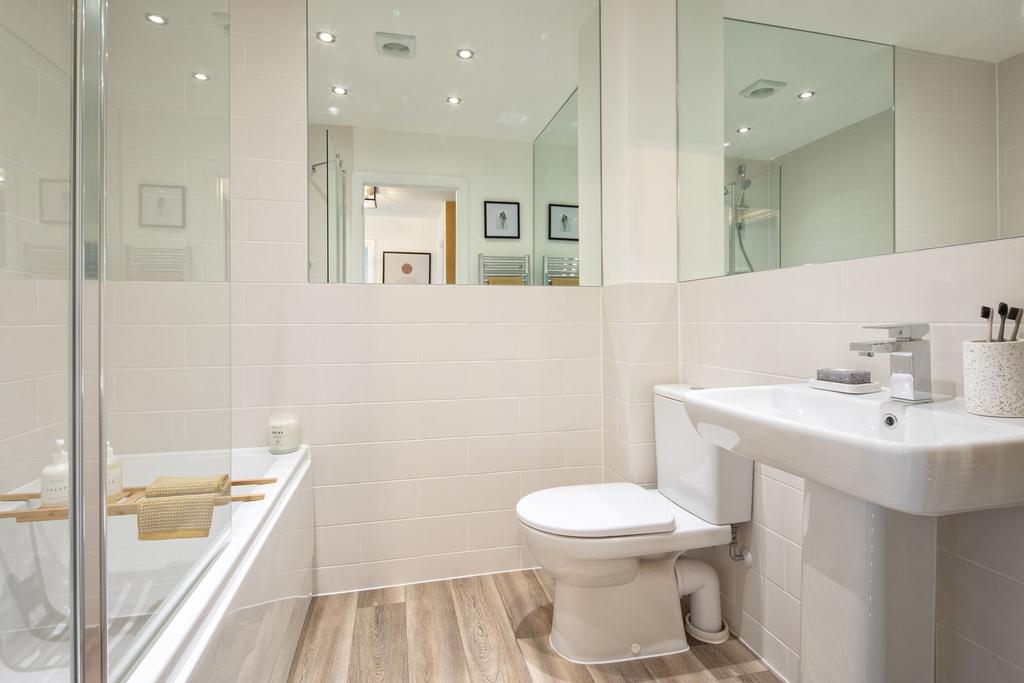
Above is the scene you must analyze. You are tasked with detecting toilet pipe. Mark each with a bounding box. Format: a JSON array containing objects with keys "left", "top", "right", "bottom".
[{"left": 675, "top": 557, "right": 728, "bottom": 640}]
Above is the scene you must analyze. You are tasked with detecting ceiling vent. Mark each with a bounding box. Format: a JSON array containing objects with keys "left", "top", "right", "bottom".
[
  {"left": 739, "top": 79, "right": 787, "bottom": 99},
  {"left": 376, "top": 32, "right": 416, "bottom": 59}
]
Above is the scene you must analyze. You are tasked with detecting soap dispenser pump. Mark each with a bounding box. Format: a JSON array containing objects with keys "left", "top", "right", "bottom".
[
  {"left": 106, "top": 441, "right": 123, "bottom": 502},
  {"left": 41, "top": 439, "right": 70, "bottom": 508}
]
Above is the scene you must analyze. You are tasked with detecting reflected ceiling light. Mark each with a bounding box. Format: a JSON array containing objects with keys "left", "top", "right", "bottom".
[
  {"left": 798, "top": 90, "right": 815, "bottom": 100},
  {"left": 446, "top": 95, "right": 462, "bottom": 105},
  {"left": 723, "top": 142, "right": 731, "bottom": 147},
  {"left": 363, "top": 185, "right": 377, "bottom": 209},
  {"left": 331, "top": 85, "right": 348, "bottom": 95},
  {"left": 145, "top": 13, "right": 167, "bottom": 25},
  {"left": 456, "top": 48, "right": 475, "bottom": 60},
  {"left": 327, "top": 106, "right": 339, "bottom": 115},
  {"left": 0, "top": 167, "right": 5, "bottom": 184},
  {"left": 737, "top": 126, "right": 751, "bottom": 134},
  {"left": 315, "top": 30, "right": 336, "bottom": 43},
  {"left": 192, "top": 72, "right": 209, "bottom": 81}
]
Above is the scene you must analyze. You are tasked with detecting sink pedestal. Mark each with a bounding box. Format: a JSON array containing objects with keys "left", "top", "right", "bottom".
[{"left": 801, "top": 482, "right": 936, "bottom": 683}]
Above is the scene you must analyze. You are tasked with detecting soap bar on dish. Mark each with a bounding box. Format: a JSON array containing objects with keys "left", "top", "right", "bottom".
[{"left": 816, "top": 368, "right": 871, "bottom": 385}]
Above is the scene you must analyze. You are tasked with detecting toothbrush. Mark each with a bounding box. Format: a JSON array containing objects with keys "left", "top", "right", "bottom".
[
  {"left": 982, "top": 306, "right": 993, "bottom": 342},
  {"left": 1012, "top": 307, "right": 1023, "bottom": 342},
  {"left": 997, "top": 302, "right": 1009, "bottom": 342}
]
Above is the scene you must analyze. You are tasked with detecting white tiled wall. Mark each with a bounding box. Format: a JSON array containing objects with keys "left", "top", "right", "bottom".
[
  {"left": 895, "top": 49, "right": 999, "bottom": 252},
  {"left": 105, "top": 0, "right": 231, "bottom": 282},
  {"left": 679, "top": 236, "right": 1024, "bottom": 681},
  {"left": 601, "top": 283, "right": 680, "bottom": 484},
  {"left": 776, "top": 111, "right": 894, "bottom": 267},
  {"left": 0, "top": 2, "right": 73, "bottom": 492},
  {"left": 999, "top": 52, "right": 1024, "bottom": 239},
  {"left": 228, "top": 284, "right": 603, "bottom": 593}
]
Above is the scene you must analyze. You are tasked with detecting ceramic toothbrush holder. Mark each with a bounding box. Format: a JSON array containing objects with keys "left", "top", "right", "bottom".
[{"left": 963, "top": 340, "right": 1024, "bottom": 417}]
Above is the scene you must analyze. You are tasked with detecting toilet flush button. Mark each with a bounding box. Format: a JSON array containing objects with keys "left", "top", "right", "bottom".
[{"left": 630, "top": 643, "right": 641, "bottom": 656}]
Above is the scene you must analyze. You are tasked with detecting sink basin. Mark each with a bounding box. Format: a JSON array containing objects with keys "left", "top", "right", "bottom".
[{"left": 682, "top": 384, "right": 1024, "bottom": 515}]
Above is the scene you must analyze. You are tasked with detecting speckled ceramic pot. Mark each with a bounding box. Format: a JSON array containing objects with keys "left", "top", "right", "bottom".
[{"left": 963, "top": 340, "right": 1024, "bottom": 417}]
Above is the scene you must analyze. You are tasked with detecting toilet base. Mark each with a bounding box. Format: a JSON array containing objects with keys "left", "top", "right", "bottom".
[{"left": 548, "top": 553, "right": 689, "bottom": 664}]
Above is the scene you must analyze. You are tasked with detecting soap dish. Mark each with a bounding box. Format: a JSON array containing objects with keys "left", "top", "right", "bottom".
[{"left": 808, "top": 378, "right": 882, "bottom": 395}]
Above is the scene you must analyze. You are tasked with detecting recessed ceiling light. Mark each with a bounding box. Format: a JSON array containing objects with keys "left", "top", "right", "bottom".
[
  {"left": 446, "top": 96, "right": 462, "bottom": 105},
  {"left": 456, "top": 48, "right": 474, "bottom": 60},
  {"left": 145, "top": 13, "right": 167, "bottom": 25},
  {"left": 316, "top": 31, "right": 336, "bottom": 43},
  {"left": 798, "top": 90, "right": 815, "bottom": 100},
  {"left": 327, "top": 106, "right": 339, "bottom": 115},
  {"left": 331, "top": 85, "right": 348, "bottom": 95},
  {"left": 737, "top": 126, "right": 751, "bottom": 134},
  {"left": 723, "top": 142, "right": 731, "bottom": 147},
  {"left": 192, "top": 72, "right": 209, "bottom": 81}
]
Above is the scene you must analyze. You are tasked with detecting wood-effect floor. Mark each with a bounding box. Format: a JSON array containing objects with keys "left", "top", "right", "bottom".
[{"left": 287, "top": 569, "right": 781, "bottom": 683}]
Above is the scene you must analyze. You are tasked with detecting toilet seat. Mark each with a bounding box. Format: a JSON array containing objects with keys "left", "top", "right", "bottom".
[
  {"left": 517, "top": 483, "right": 732, "bottom": 561},
  {"left": 517, "top": 483, "right": 676, "bottom": 538}
]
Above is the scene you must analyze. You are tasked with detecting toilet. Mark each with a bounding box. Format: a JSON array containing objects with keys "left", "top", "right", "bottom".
[{"left": 516, "top": 384, "right": 753, "bottom": 664}]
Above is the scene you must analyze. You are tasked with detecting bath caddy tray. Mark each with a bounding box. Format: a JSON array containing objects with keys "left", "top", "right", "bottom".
[{"left": 0, "top": 477, "right": 277, "bottom": 524}]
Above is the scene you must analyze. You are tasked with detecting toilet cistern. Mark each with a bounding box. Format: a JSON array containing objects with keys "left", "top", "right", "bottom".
[{"left": 849, "top": 322, "right": 932, "bottom": 403}]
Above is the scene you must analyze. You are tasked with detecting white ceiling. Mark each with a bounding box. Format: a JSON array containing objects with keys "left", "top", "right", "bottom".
[
  {"left": 724, "top": 19, "right": 893, "bottom": 160},
  {"left": 307, "top": 0, "right": 597, "bottom": 141},
  {"left": 366, "top": 185, "right": 455, "bottom": 220},
  {"left": 723, "top": 0, "right": 1024, "bottom": 63}
]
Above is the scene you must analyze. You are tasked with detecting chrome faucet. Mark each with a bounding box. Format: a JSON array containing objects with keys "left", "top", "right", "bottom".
[{"left": 850, "top": 323, "right": 932, "bottom": 403}]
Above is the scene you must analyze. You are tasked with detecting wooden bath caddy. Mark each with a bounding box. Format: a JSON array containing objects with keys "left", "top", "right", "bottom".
[{"left": 0, "top": 477, "right": 277, "bottom": 524}]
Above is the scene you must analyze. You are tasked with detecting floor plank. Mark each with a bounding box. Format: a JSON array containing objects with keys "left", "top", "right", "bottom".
[
  {"left": 517, "top": 636, "right": 596, "bottom": 683},
  {"left": 289, "top": 571, "right": 781, "bottom": 683},
  {"left": 449, "top": 575, "right": 534, "bottom": 683},
  {"left": 349, "top": 602, "right": 409, "bottom": 682},
  {"left": 407, "top": 580, "right": 472, "bottom": 683},
  {"left": 356, "top": 585, "right": 406, "bottom": 608},
  {"left": 643, "top": 650, "right": 718, "bottom": 682},
  {"left": 689, "top": 640, "right": 770, "bottom": 679},
  {"left": 493, "top": 569, "right": 554, "bottom": 639},
  {"left": 587, "top": 658, "right": 657, "bottom": 683},
  {"left": 288, "top": 593, "right": 358, "bottom": 682}
]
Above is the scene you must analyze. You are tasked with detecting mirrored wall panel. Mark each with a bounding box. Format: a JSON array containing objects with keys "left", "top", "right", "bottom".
[
  {"left": 307, "top": 0, "right": 601, "bottom": 285},
  {"left": 678, "top": 2, "right": 1024, "bottom": 282}
]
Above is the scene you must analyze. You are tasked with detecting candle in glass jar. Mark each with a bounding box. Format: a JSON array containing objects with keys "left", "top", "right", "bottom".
[{"left": 269, "top": 414, "right": 301, "bottom": 454}]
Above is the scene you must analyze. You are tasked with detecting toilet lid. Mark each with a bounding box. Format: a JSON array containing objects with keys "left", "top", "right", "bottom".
[{"left": 516, "top": 483, "right": 677, "bottom": 538}]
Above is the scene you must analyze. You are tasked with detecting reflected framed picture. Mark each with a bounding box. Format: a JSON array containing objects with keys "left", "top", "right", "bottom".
[
  {"left": 484, "top": 201, "right": 520, "bottom": 239},
  {"left": 549, "top": 204, "right": 579, "bottom": 241},
  {"left": 139, "top": 184, "right": 186, "bottom": 228},
  {"left": 382, "top": 251, "right": 432, "bottom": 284}
]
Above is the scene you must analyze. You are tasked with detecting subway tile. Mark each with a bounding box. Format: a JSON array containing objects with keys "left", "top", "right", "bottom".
[
  {"left": 466, "top": 510, "right": 522, "bottom": 550},
  {"left": 361, "top": 515, "right": 467, "bottom": 563},
  {"left": 313, "top": 480, "right": 419, "bottom": 526},
  {"left": 519, "top": 395, "right": 601, "bottom": 433},
  {"left": 419, "top": 472, "right": 521, "bottom": 516},
  {"left": 311, "top": 443, "right": 362, "bottom": 486},
  {"left": 362, "top": 438, "right": 467, "bottom": 481},
  {"left": 466, "top": 432, "right": 565, "bottom": 473},
  {"left": 417, "top": 547, "right": 521, "bottom": 583},
  {"left": 936, "top": 550, "right": 1024, "bottom": 669},
  {"left": 418, "top": 398, "right": 519, "bottom": 439},
  {"left": 313, "top": 524, "right": 361, "bottom": 567}
]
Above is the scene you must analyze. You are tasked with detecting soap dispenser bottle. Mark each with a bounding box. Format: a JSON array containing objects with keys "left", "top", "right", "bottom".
[
  {"left": 106, "top": 441, "right": 123, "bottom": 502},
  {"left": 41, "top": 439, "right": 70, "bottom": 508}
]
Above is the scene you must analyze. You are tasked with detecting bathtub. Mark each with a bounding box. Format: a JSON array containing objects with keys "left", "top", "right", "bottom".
[
  {"left": 118, "top": 445, "right": 313, "bottom": 682},
  {"left": 0, "top": 445, "right": 312, "bottom": 682}
]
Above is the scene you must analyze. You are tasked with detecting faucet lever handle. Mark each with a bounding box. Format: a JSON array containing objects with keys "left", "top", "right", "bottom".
[{"left": 862, "top": 323, "right": 930, "bottom": 341}]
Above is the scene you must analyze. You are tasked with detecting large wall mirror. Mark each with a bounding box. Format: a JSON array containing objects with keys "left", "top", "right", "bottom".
[
  {"left": 307, "top": 0, "right": 602, "bottom": 286},
  {"left": 678, "top": 0, "right": 1024, "bottom": 282}
]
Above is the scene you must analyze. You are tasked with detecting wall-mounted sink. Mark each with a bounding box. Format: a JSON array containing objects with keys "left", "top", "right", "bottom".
[
  {"left": 682, "top": 384, "right": 1024, "bottom": 516},
  {"left": 681, "top": 383, "right": 1024, "bottom": 682}
]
